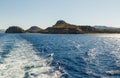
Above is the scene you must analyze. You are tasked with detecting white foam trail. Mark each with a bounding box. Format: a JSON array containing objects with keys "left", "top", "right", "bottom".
[
  {"left": 0, "top": 37, "right": 61, "bottom": 78},
  {"left": 0, "top": 35, "right": 11, "bottom": 52},
  {"left": 105, "top": 70, "right": 120, "bottom": 75},
  {"left": 0, "top": 35, "right": 15, "bottom": 61}
]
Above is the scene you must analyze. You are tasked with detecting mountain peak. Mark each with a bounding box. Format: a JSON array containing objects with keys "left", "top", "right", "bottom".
[
  {"left": 26, "top": 26, "right": 43, "bottom": 33},
  {"left": 55, "top": 20, "right": 67, "bottom": 25},
  {"left": 28, "top": 26, "right": 42, "bottom": 30}
]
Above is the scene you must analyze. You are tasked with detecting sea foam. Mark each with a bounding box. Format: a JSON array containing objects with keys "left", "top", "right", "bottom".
[{"left": 0, "top": 35, "right": 62, "bottom": 78}]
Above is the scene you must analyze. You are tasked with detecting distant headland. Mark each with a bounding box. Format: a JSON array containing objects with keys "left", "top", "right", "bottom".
[{"left": 5, "top": 20, "right": 120, "bottom": 34}]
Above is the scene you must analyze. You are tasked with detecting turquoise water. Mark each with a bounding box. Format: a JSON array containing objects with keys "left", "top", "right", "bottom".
[{"left": 0, "top": 34, "right": 120, "bottom": 78}]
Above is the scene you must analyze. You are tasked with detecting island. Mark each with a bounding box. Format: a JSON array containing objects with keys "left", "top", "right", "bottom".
[
  {"left": 5, "top": 20, "right": 120, "bottom": 34},
  {"left": 26, "top": 26, "right": 43, "bottom": 33},
  {"left": 5, "top": 26, "right": 25, "bottom": 33}
]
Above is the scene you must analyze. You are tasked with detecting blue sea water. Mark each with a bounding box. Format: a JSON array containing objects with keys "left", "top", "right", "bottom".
[{"left": 0, "top": 34, "right": 120, "bottom": 78}]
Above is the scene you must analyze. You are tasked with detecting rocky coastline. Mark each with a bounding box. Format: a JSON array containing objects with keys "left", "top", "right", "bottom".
[{"left": 5, "top": 20, "right": 120, "bottom": 34}]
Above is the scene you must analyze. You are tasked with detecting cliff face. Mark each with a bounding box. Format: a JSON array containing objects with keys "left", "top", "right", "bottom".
[
  {"left": 5, "top": 26, "right": 25, "bottom": 33},
  {"left": 26, "top": 26, "right": 43, "bottom": 33},
  {"left": 44, "top": 27, "right": 83, "bottom": 34},
  {"left": 79, "top": 26, "right": 96, "bottom": 33}
]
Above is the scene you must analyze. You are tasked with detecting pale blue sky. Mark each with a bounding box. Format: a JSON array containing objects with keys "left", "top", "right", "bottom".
[{"left": 0, "top": 0, "right": 120, "bottom": 29}]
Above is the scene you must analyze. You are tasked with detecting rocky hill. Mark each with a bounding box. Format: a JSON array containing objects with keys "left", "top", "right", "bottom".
[
  {"left": 42, "top": 20, "right": 83, "bottom": 34},
  {"left": 26, "top": 26, "right": 43, "bottom": 33},
  {"left": 5, "top": 26, "right": 25, "bottom": 33}
]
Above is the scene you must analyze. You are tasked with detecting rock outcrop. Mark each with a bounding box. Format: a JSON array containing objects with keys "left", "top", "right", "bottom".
[
  {"left": 5, "top": 26, "right": 25, "bottom": 33},
  {"left": 26, "top": 26, "right": 43, "bottom": 33},
  {"left": 55, "top": 20, "right": 67, "bottom": 25},
  {"left": 79, "top": 26, "right": 96, "bottom": 33}
]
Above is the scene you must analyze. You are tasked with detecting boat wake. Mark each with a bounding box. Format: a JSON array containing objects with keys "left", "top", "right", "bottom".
[{"left": 0, "top": 35, "right": 62, "bottom": 78}]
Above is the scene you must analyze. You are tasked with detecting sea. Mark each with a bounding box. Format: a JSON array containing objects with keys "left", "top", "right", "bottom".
[{"left": 0, "top": 34, "right": 120, "bottom": 78}]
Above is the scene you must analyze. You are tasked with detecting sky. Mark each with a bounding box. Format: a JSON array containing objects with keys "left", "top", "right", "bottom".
[{"left": 0, "top": 0, "right": 120, "bottom": 29}]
